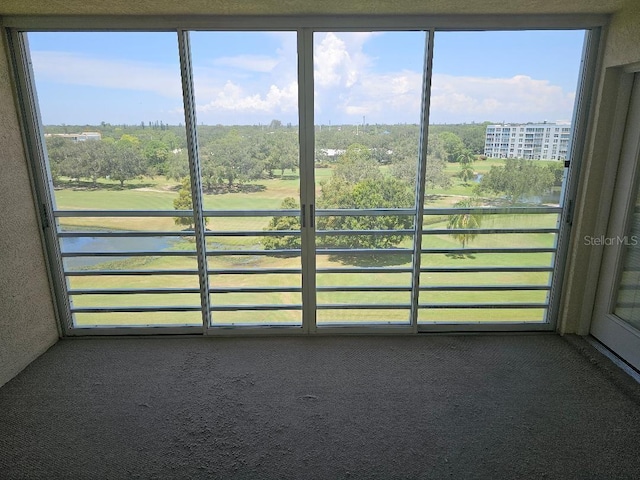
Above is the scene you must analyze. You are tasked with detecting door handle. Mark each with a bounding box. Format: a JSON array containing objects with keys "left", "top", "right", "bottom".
[
  {"left": 301, "top": 204, "right": 306, "bottom": 228},
  {"left": 310, "top": 204, "right": 315, "bottom": 228}
]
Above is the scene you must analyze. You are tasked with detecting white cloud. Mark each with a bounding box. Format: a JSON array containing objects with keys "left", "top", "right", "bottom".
[
  {"left": 212, "top": 54, "right": 279, "bottom": 73},
  {"left": 430, "top": 74, "right": 575, "bottom": 123},
  {"left": 350, "top": 70, "right": 424, "bottom": 117},
  {"left": 31, "top": 36, "right": 577, "bottom": 125},
  {"left": 30, "top": 51, "right": 182, "bottom": 98},
  {"left": 313, "top": 32, "right": 375, "bottom": 89},
  {"left": 198, "top": 80, "right": 298, "bottom": 114}
]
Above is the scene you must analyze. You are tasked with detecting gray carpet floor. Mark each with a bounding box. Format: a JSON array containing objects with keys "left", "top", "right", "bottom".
[{"left": 1, "top": 334, "right": 640, "bottom": 479}]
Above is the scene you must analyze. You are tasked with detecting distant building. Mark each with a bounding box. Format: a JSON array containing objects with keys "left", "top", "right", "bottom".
[
  {"left": 317, "top": 148, "right": 346, "bottom": 161},
  {"left": 483, "top": 122, "right": 571, "bottom": 160},
  {"left": 45, "top": 131, "right": 102, "bottom": 143}
]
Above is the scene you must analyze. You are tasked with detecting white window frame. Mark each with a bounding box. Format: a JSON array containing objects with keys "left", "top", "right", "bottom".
[{"left": 3, "top": 14, "right": 604, "bottom": 335}]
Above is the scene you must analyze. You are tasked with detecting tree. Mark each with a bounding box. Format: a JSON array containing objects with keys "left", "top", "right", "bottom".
[
  {"left": 107, "top": 138, "right": 145, "bottom": 187},
  {"left": 264, "top": 131, "right": 298, "bottom": 178},
  {"left": 76, "top": 140, "right": 109, "bottom": 187},
  {"left": 166, "top": 149, "right": 190, "bottom": 181},
  {"left": 45, "top": 136, "right": 74, "bottom": 185},
  {"left": 547, "top": 162, "right": 565, "bottom": 187},
  {"left": 143, "top": 139, "right": 170, "bottom": 176},
  {"left": 269, "top": 119, "right": 283, "bottom": 130},
  {"left": 475, "top": 159, "right": 555, "bottom": 203},
  {"left": 447, "top": 198, "right": 483, "bottom": 248},
  {"left": 264, "top": 177, "right": 414, "bottom": 250},
  {"left": 438, "top": 132, "right": 465, "bottom": 162},
  {"left": 458, "top": 164, "right": 475, "bottom": 184},
  {"left": 262, "top": 197, "right": 301, "bottom": 250},
  {"left": 390, "top": 146, "right": 451, "bottom": 190},
  {"left": 334, "top": 144, "right": 382, "bottom": 183},
  {"left": 173, "top": 178, "right": 196, "bottom": 230},
  {"left": 456, "top": 149, "right": 475, "bottom": 166},
  {"left": 202, "top": 131, "right": 264, "bottom": 191},
  {"left": 315, "top": 177, "right": 414, "bottom": 249}
]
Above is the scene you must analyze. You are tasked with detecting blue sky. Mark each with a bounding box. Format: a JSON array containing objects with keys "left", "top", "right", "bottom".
[{"left": 28, "top": 29, "right": 585, "bottom": 126}]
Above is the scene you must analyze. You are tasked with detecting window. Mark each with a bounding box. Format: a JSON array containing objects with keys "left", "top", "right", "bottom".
[{"left": 10, "top": 22, "right": 592, "bottom": 334}]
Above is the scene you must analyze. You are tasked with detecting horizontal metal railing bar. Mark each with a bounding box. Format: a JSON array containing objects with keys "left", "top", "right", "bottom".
[
  {"left": 68, "top": 288, "right": 201, "bottom": 295},
  {"left": 206, "top": 249, "right": 301, "bottom": 256},
  {"left": 316, "top": 304, "right": 411, "bottom": 310},
  {"left": 54, "top": 207, "right": 562, "bottom": 219},
  {"left": 422, "top": 228, "right": 559, "bottom": 235},
  {"left": 419, "top": 285, "right": 551, "bottom": 291},
  {"left": 420, "top": 266, "right": 554, "bottom": 273},
  {"left": 56, "top": 227, "right": 558, "bottom": 238},
  {"left": 204, "top": 230, "right": 300, "bottom": 237},
  {"left": 61, "top": 251, "right": 198, "bottom": 257},
  {"left": 64, "top": 269, "right": 199, "bottom": 276},
  {"left": 317, "top": 286, "right": 412, "bottom": 292},
  {"left": 421, "top": 247, "right": 556, "bottom": 254},
  {"left": 316, "top": 248, "right": 413, "bottom": 255},
  {"left": 418, "top": 303, "right": 549, "bottom": 309},
  {"left": 55, "top": 210, "right": 194, "bottom": 217},
  {"left": 203, "top": 210, "right": 299, "bottom": 217},
  {"left": 71, "top": 306, "right": 203, "bottom": 313},
  {"left": 209, "top": 287, "right": 302, "bottom": 293},
  {"left": 58, "top": 230, "right": 197, "bottom": 238},
  {"left": 316, "top": 229, "right": 415, "bottom": 236},
  {"left": 208, "top": 268, "right": 302, "bottom": 275},
  {"left": 423, "top": 207, "right": 561, "bottom": 215},
  {"left": 317, "top": 267, "right": 413, "bottom": 274},
  {"left": 209, "top": 305, "right": 303, "bottom": 311},
  {"left": 316, "top": 209, "right": 415, "bottom": 217}
]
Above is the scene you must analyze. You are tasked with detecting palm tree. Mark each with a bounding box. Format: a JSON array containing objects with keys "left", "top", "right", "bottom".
[
  {"left": 447, "top": 198, "right": 483, "bottom": 248},
  {"left": 458, "top": 164, "right": 475, "bottom": 184},
  {"left": 456, "top": 149, "right": 476, "bottom": 166}
]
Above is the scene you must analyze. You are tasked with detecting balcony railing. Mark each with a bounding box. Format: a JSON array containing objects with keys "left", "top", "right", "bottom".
[{"left": 53, "top": 205, "right": 561, "bottom": 328}]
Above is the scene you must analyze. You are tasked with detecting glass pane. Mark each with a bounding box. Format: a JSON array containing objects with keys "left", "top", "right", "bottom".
[
  {"left": 614, "top": 197, "right": 640, "bottom": 330},
  {"left": 74, "top": 312, "right": 201, "bottom": 327},
  {"left": 28, "top": 32, "right": 200, "bottom": 328},
  {"left": 419, "top": 30, "right": 584, "bottom": 324},
  {"left": 190, "top": 31, "right": 302, "bottom": 327},
  {"left": 313, "top": 31, "right": 425, "bottom": 325}
]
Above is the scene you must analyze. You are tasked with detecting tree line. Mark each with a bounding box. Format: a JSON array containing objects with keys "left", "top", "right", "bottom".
[{"left": 44, "top": 121, "right": 490, "bottom": 189}]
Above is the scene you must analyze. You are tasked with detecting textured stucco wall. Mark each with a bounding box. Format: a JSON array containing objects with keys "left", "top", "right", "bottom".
[
  {"left": 0, "top": 33, "right": 59, "bottom": 387},
  {"left": 559, "top": 0, "right": 640, "bottom": 334},
  {"left": 0, "top": 0, "right": 626, "bottom": 16},
  {"left": 602, "top": 0, "right": 640, "bottom": 68}
]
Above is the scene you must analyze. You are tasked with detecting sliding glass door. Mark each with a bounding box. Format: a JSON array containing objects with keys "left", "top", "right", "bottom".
[
  {"left": 12, "top": 23, "right": 593, "bottom": 334},
  {"left": 591, "top": 73, "right": 640, "bottom": 370},
  {"left": 28, "top": 32, "right": 204, "bottom": 329},
  {"left": 416, "top": 30, "right": 584, "bottom": 326},
  {"left": 190, "top": 31, "right": 305, "bottom": 327},
  {"left": 312, "top": 31, "right": 425, "bottom": 326}
]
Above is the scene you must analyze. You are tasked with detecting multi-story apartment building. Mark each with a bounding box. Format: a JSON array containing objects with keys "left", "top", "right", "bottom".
[{"left": 484, "top": 122, "right": 571, "bottom": 160}]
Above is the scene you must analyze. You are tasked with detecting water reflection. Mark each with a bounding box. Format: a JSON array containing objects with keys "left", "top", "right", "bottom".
[{"left": 61, "top": 234, "right": 182, "bottom": 268}]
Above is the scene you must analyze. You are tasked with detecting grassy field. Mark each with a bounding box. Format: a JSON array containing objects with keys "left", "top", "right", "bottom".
[{"left": 55, "top": 160, "right": 561, "bottom": 327}]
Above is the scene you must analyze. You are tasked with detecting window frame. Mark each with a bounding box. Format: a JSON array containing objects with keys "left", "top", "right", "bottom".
[{"left": 3, "top": 15, "right": 605, "bottom": 336}]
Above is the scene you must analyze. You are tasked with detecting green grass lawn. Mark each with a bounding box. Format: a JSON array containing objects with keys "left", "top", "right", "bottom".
[{"left": 55, "top": 168, "right": 560, "bottom": 327}]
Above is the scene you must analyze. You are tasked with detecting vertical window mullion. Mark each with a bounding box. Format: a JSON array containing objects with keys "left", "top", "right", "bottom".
[
  {"left": 177, "top": 30, "right": 211, "bottom": 332},
  {"left": 298, "top": 28, "right": 317, "bottom": 334},
  {"left": 410, "top": 30, "right": 435, "bottom": 332}
]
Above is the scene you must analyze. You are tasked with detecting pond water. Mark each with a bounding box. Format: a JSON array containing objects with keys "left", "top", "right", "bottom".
[{"left": 61, "top": 234, "right": 181, "bottom": 269}]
